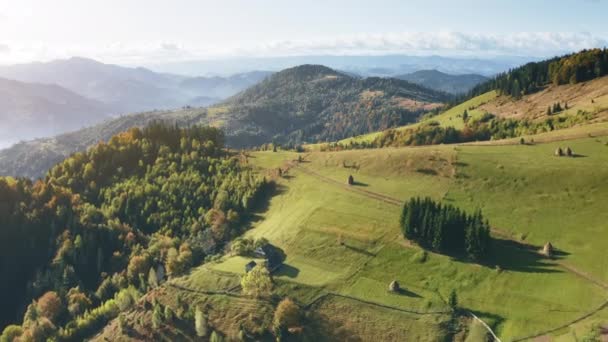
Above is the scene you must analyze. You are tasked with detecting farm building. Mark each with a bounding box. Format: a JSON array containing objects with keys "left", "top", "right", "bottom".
[{"left": 245, "top": 260, "right": 257, "bottom": 273}]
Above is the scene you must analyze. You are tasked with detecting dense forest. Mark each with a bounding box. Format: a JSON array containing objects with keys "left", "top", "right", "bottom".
[
  {"left": 0, "top": 123, "right": 271, "bottom": 341},
  {"left": 400, "top": 197, "right": 491, "bottom": 260},
  {"left": 469, "top": 48, "right": 608, "bottom": 99},
  {"left": 222, "top": 64, "right": 450, "bottom": 147}
]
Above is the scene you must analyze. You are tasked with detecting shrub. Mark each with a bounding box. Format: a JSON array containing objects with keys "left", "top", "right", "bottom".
[
  {"left": 1, "top": 325, "right": 23, "bottom": 342},
  {"left": 448, "top": 289, "right": 458, "bottom": 309},
  {"left": 241, "top": 264, "right": 273, "bottom": 298},
  {"left": 195, "top": 307, "right": 208, "bottom": 337},
  {"left": 37, "top": 291, "right": 62, "bottom": 322},
  {"left": 273, "top": 298, "right": 301, "bottom": 330}
]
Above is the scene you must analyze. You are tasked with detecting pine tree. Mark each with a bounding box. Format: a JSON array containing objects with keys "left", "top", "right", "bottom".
[{"left": 448, "top": 289, "right": 458, "bottom": 310}]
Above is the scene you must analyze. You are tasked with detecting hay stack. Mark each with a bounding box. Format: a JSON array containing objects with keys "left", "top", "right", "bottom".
[
  {"left": 389, "top": 280, "right": 400, "bottom": 292},
  {"left": 555, "top": 147, "right": 563, "bottom": 157},
  {"left": 347, "top": 175, "right": 354, "bottom": 185},
  {"left": 565, "top": 147, "right": 573, "bottom": 157},
  {"left": 542, "top": 242, "right": 554, "bottom": 257}
]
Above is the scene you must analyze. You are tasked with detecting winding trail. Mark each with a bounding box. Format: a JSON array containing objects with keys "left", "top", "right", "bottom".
[{"left": 290, "top": 160, "right": 608, "bottom": 341}]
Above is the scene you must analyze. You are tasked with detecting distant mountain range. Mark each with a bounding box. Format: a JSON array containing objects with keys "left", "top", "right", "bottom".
[
  {"left": 149, "top": 54, "right": 533, "bottom": 77},
  {"left": 395, "top": 70, "right": 488, "bottom": 94},
  {"left": 0, "top": 57, "right": 272, "bottom": 146},
  {"left": 0, "top": 64, "right": 449, "bottom": 178},
  {"left": 0, "top": 77, "right": 110, "bottom": 148}
]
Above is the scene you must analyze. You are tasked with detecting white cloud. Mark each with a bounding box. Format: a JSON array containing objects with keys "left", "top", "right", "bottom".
[{"left": 0, "top": 31, "right": 606, "bottom": 65}]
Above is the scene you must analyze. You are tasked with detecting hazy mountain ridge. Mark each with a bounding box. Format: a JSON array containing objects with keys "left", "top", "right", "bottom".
[
  {"left": 0, "top": 57, "right": 271, "bottom": 147},
  {"left": 396, "top": 69, "right": 488, "bottom": 94},
  {"left": 0, "top": 65, "right": 448, "bottom": 178},
  {"left": 0, "top": 57, "right": 273, "bottom": 113},
  {"left": 0, "top": 77, "right": 111, "bottom": 147}
]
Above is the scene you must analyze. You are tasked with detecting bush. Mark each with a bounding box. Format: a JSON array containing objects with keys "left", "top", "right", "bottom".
[
  {"left": 195, "top": 307, "right": 208, "bottom": 337},
  {"left": 241, "top": 264, "right": 273, "bottom": 298},
  {"left": 37, "top": 291, "right": 63, "bottom": 322},
  {"left": 273, "top": 298, "right": 301, "bottom": 330}
]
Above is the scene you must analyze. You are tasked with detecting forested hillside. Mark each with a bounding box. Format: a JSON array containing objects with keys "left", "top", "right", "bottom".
[
  {"left": 0, "top": 123, "right": 271, "bottom": 341},
  {"left": 219, "top": 64, "right": 449, "bottom": 146},
  {"left": 470, "top": 48, "right": 608, "bottom": 99}
]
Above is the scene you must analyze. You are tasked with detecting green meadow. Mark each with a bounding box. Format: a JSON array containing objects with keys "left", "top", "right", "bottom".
[{"left": 108, "top": 123, "right": 608, "bottom": 341}]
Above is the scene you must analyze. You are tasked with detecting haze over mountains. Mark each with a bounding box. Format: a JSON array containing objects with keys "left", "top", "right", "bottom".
[
  {"left": 0, "top": 77, "right": 111, "bottom": 148},
  {"left": 0, "top": 57, "right": 272, "bottom": 146},
  {"left": 150, "top": 54, "right": 531, "bottom": 77},
  {"left": 0, "top": 64, "right": 449, "bottom": 178},
  {"left": 396, "top": 70, "right": 488, "bottom": 94}
]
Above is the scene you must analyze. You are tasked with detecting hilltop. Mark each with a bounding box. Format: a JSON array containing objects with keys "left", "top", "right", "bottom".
[
  {"left": 396, "top": 69, "right": 488, "bottom": 94},
  {"left": 214, "top": 64, "right": 449, "bottom": 146}
]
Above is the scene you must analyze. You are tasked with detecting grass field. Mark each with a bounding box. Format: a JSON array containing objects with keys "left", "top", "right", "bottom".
[
  {"left": 240, "top": 125, "right": 608, "bottom": 340},
  {"left": 95, "top": 122, "right": 608, "bottom": 341}
]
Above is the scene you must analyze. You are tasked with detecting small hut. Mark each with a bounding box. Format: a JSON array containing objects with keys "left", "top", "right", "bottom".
[
  {"left": 565, "top": 146, "right": 573, "bottom": 157},
  {"left": 542, "top": 242, "right": 554, "bottom": 257},
  {"left": 555, "top": 147, "right": 564, "bottom": 157},
  {"left": 245, "top": 261, "right": 257, "bottom": 273},
  {"left": 347, "top": 175, "right": 354, "bottom": 185},
  {"left": 389, "top": 280, "right": 400, "bottom": 292}
]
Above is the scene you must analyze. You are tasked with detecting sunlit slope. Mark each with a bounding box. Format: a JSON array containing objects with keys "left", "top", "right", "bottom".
[
  {"left": 332, "top": 91, "right": 497, "bottom": 146},
  {"left": 228, "top": 132, "right": 608, "bottom": 340}
]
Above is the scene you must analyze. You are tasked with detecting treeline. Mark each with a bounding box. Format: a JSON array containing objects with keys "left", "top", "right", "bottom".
[
  {"left": 470, "top": 48, "right": 608, "bottom": 99},
  {"left": 400, "top": 197, "right": 491, "bottom": 260},
  {"left": 320, "top": 108, "right": 595, "bottom": 151},
  {"left": 0, "top": 123, "right": 272, "bottom": 341}
]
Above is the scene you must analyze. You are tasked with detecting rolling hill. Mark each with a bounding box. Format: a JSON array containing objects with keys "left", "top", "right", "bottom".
[
  {"left": 396, "top": 69, "right": 488, "bottom": 94},
  {"left": 213, "top": 64, "right": 449, "bottom": 146},
  {"left": 0, "top": 65, "right": 449, "bottom": 179},
  {"left": 0, "top": 77, "right": 111, "bottom": 148}
]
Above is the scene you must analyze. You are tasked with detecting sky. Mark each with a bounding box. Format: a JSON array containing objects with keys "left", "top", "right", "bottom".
[{"left": 0, "top": 0, "right": 607, "bottom": 66}]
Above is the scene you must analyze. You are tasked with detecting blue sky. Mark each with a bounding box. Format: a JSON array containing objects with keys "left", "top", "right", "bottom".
[{"left": 0, "top": 0, "right": 606, "bottom": 64}]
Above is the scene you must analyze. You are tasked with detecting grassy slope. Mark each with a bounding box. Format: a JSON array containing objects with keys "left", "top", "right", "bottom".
[
  {"left": 246, "top": 129, "right": 608, "bottom": 340},
  {"left": 94, "top": 124, "right": 608, "bottom": 341},
  {"left": 320, "top": 75, "right": 608, "bottom": 151}
]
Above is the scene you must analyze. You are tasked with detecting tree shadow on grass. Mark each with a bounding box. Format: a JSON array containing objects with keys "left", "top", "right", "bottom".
[
  {"left": 391, "top": 288, "right": 422, "bottom": 298},
  {"left": 274, "top": 263, "right": 300, "bottom": 278},
  {"left": 466, "top": 309, "right": 505, "bottom": 333},
  {"left": 343, "top": 244, "right": 376, "bottom": 257},
  {"left": 446, "top": 238, "right": 568, "bottom": 274},
  {"left": 485, "top": 238, "right": 566, "bottom": 274},
  {"left": 352, "top": 181, "right": 369, "bottom": 187},
  {"left": 246, "top": 183, "right": 288, "bottom": 224},
  {"left": 416, "top": 168, "right": 438, "bottom": 175}
]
